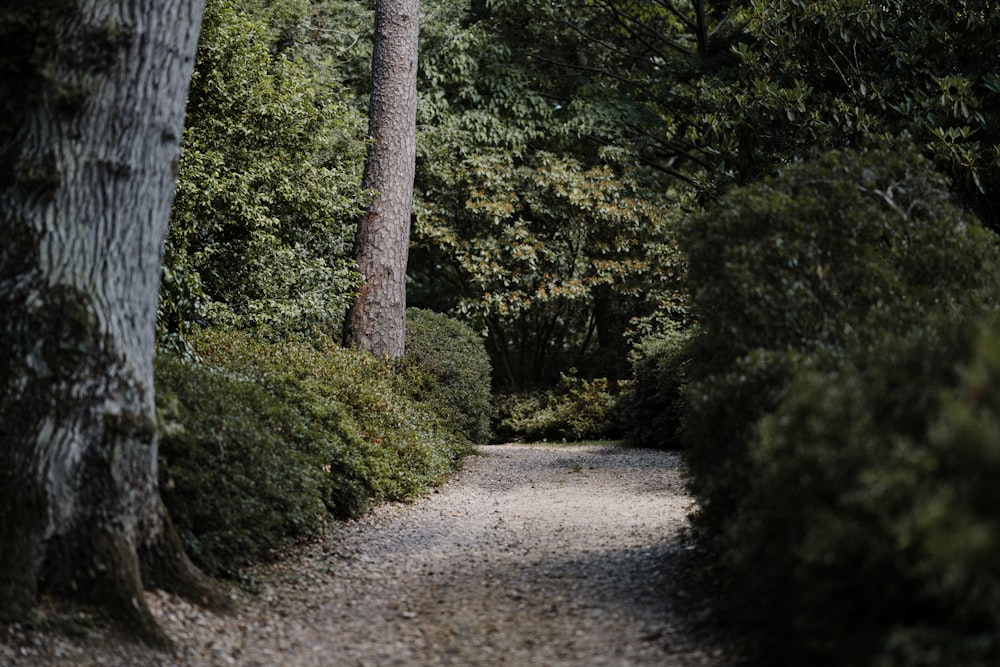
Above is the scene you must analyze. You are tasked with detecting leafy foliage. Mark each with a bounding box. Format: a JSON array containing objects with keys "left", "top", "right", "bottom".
[
  {"left": 495, "top": 372, "right": 622, "bottom": 443},
  {"left": 156, "top": 328, "right": 474, "bottom": 577},
  {"left": 193, "top": 329, "right": 475, "bottom": 501},
  {"left": 313, "top": 0, "right": 690, "bottom": 389},
  {"left": 481, "top": 0, "right": 748, "bottom": 180},
  {"left": 680, "top": 146, "right": 1000, "bottom": 536},
  {"left": 728, "top": 316, "right": 1000, "bottom": 666},
  {"left": 159, "top": 0, "right": 368, "bottom": 343},
  {"left": 402, "top": 308, "right": 493, "bottom": 443},
  {"left": 621, "top": 324, "right": 696, "bottom": 450},
  {"left": 414, "top": 148, "right": 687, "bottom": 390},
  {"left": 155, "top": 355, "right": 334, "bottom": 577},
  {"left": 721, "top": 0, "right": 1000, "bottom": 225}
]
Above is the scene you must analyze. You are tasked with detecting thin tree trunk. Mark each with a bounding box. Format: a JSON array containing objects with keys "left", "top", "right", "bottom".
[
  {"left": 0, "top": 0, "right": 226, "bottom": 646},
  {"left": 343, "top": 0, "right": 420, "bottom": 358}
]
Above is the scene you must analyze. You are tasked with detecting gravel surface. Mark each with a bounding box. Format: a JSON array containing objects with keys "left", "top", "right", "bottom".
[{"left": 2, "top": 443, "right": 740, "bottom": 666}]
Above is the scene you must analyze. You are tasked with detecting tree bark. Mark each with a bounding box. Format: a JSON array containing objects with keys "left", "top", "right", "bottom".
[
  {"left": 343, "top": 0, "right": 420, "bottom": 358},
  {"left": 0, "top": 0, "right": 226, "bottom": 646}
]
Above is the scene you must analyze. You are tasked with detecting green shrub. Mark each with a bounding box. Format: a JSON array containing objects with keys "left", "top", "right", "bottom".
[
  {"left": 155, "top": 355, "right": 337, "bottom": 577},
  {"left": 191, "top": 329, "right": 474, "bottom": 501},
  {"left": 403, "top": 308, "right": 493, "bottom": 443},
  {"left": 495, "top": 372, "right": 621, "bottom": 442},
  {"left": 622, "top": 324, "right": 696, "bottom": 449},
  {"left": 679, "top": 145, "right": 1000, "bottom": 537},
  {"left": 156, "top": 328, "right": 474, "bottom": 577},
  {"left": 678, "top": 144, "right": 1000, "bottom": 665},
  {"left": 727, "top": 316, "right": 1000, "bottom": 666}
]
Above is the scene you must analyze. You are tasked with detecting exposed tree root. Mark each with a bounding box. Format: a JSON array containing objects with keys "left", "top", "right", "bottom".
[{"left": 140, "top": 500, "right": 234, "bottom": 615}]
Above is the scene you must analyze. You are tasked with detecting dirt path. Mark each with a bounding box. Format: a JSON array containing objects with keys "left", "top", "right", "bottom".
[{"left": 2, "top": 444, "right": 739, "bottom": 666}]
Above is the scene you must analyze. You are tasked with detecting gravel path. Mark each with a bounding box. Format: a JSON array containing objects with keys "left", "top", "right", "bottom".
[{"left": 2, "top": 443, "right": 739, "bottom": 666}]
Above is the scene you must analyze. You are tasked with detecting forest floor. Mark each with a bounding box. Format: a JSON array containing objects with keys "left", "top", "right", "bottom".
[{"left": 1, "top": 443, "right": 744, "bottom": 666}]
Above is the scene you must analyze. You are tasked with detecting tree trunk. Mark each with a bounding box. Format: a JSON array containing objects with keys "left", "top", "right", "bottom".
[
  {"left": 0, "top": 0, "right": 227, "bottom": 646},
  {"left": 343, "top": 0, "right": 420, "bottom": 358}
]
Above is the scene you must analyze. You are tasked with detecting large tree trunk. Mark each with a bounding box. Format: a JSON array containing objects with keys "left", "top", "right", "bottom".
[
  {"left": 343, "top": 0, "right": 420, "bottom": 358},
  {"left": 0, "top": 0, "right": 226, "bottom": 646}
]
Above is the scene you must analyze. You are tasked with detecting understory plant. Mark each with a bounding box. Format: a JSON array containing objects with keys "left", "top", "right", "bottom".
[
  {"left": 731, "top": 316, "right": 1000, "bottom": 666},
  {"left": 622, "top": 324, "right": 696, "bottom": 449},
  {"left": 680, "top": 145, "right": 1000, "bottom": 535},
  {"left": 678, "top": 144, "right": 1000, "bottom": 665},
  {"left": 156, "top": 328, "right": 474, "bottom": 577},
  {"left": 402, "top": 308, "right": 493, "bottom": 443},
  {"left": 495, "top": 372, "right": 622, "bottom": 442}
]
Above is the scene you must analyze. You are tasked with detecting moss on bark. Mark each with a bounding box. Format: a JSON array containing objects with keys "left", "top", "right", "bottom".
[{"left": 0, "top": 0, "right": 219, "bottom": 645}]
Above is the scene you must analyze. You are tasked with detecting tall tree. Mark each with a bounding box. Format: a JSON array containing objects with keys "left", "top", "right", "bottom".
[
  {"left": 343, "top": 0, "right": 420, "bottom": 357},
  {"left": 0, "top": 0, "right": 226, "bottom": 644}
]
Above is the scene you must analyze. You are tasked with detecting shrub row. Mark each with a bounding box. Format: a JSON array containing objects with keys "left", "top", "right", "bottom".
[
  {"left": 735, "top": 316, "right": 1000, "bottom": 666},
  {"left": 681, "top": 145, "right": 1000, "bottom": 534},
  {"left": 646, "top": 145, "right": 1000, "bottom": 665},
  {"left": 156, "top": 314, "right": 485, "bottom": 577}
]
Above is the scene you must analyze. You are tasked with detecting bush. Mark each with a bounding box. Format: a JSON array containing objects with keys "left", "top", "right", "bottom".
[
  {"left": 402, "top": 308, "right": 493, "bottom": 443},
  {"left": 192, "top": 329, "right": 475, "bottom": 501},
  {"left": 727, "top": 316, "right": 1000, "bottom": 666},
  {"left": 155, "top": 356, "right": 337, "bottom": 577},
  {"left": 156, "top": 328, "right": 474, "bottom": 577},
  {"left": 679, "top": 145, "right": 1000, "bottom": 537},
  {"left": 622, "top": 324, "right": 695, "bottom": 449},
  {"left": 495, "top": 372, "right": 621, "bottom": 442}
]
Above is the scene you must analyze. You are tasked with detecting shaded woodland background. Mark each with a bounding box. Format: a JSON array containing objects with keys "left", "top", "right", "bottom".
[
  {"left": 13, "top": 1, "right": 998, "bottom": 665},
  {"left": 161, "top": 0, "right": 1000, "bottom": 665}
]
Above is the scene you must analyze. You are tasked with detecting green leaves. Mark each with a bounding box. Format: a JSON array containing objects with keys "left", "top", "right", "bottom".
[
  {"left": 159, "top": 0, "right": 368, "bottom": 342},
  {"left": 415, "top": 146, "right": 685, "bottom": 388},
  {"left": 730, "top": 0, "right": 1000, "bottom": 225},
  {"left": 403, "top": 308, "right": 493, "bottom": 443},
  {"left": 157, "top": 325, "right": 476, "bottom": 576},
  {"left": 681, "top": 144, "right": 1000, "bottom": 532},
  {"left": 679, "top": 146, "right": 1000, "bottom": 664}
]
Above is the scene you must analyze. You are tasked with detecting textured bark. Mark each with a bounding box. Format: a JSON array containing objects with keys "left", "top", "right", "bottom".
[
  {"left": 0, "top": 0, "right": 224, "bottom": 646},
  {"left": 343, "top": 0, "right": 420, "bottom": 358}
]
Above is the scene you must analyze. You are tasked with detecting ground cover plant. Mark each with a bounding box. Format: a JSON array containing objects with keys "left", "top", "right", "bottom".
[{"left": 494, "top": 372, "right": 622, "bottom": 443}]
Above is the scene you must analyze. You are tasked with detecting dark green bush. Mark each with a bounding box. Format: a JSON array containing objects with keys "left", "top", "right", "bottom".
[
  {"left": 403, "top": 308, "right": 493, "bottom": 443},
  {"left": 155, "top": 356, "right": 336, "bottom": 577},
  {"left": 495, "top": 372, "right": 621, "bottom": 442},
  {"left": 156, "top": 328, "right": 474, "bottom": 577},
  {"left": 728, "top": 316, "right": 1000, "bottom": 666},
  {"left": 679, "top": 145, "right": 1000, "bottom": 537},
  {"left": 622, "top": 325, "right": 695, "bottom": 449}
]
